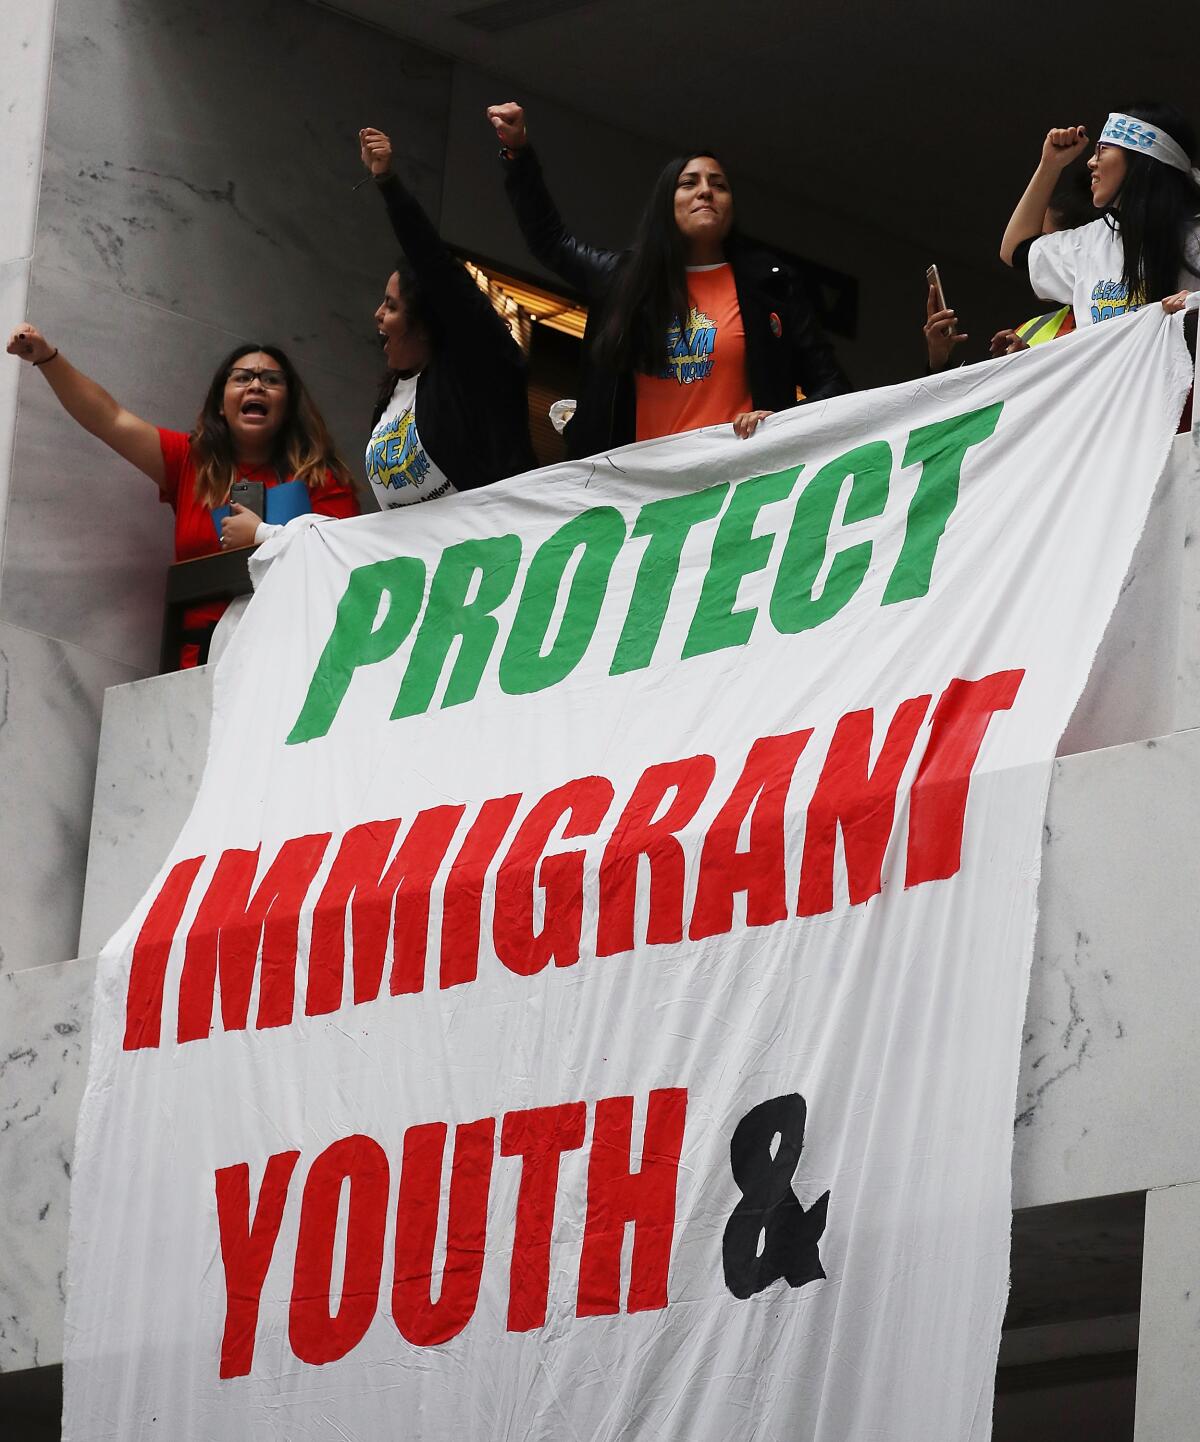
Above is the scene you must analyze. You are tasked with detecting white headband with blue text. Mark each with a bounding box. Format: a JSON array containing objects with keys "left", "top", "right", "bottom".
[{"left": 1100, "top": 113, "right": 1200, "bottom": 184}]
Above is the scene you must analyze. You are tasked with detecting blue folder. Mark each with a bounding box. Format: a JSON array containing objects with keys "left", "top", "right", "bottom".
[{"left": 211, "top": 479, "right": 312, "bottom": 539}]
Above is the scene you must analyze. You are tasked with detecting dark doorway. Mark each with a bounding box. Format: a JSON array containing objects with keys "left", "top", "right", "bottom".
[{"left": 995, "top": 1191, "right": 1144, "bottom": 1441}]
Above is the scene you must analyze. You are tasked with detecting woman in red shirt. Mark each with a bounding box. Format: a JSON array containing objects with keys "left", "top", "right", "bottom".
[{"left": 5, "top": 327, "right": 358, "bottom": 665}]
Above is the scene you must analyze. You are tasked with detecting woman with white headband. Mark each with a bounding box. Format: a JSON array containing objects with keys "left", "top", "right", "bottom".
[{"left": 1000, "top": 101, "right": 1200, "bottom": 326}]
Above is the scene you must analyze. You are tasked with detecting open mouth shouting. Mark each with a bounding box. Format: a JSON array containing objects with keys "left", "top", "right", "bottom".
[{"left": 221, "top": 352, "right": 289, "bottom": 454}]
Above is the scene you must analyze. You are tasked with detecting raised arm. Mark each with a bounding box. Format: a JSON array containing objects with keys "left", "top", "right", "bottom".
[
  {"left": 1001, "top": 126, "right": 1090, "bottom": 266},
  {"left": 486, "top": 102, "right": 620, "bottom": 298},
  {"left": 359, "top": 127, "right": 521, "bottom": 366},
  {"left": 6, "top": 324, "right": 165, "bottom": 486}
]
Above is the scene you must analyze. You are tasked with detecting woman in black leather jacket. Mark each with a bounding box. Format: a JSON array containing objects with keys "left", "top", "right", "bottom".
[{"left": 486, "top": 102, "right": 849, "bottom": 461}]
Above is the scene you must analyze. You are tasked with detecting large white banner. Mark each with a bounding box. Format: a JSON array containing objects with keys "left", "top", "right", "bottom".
[{"left": 65, "top": 308, "right": 1192, "bottom": 1441}]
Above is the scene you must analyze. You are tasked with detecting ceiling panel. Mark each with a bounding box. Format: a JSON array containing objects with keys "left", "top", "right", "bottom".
[{"left": 314, "top": 0, "right": 1197, "bottom": 263}]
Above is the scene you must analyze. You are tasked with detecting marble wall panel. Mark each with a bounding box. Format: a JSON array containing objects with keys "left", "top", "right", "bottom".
[
  {"left": 0, "top": 0, "right": 56, "bottom": 268},
  {"left": 1174, "top": 446, "right": 1200, "bottom": 731},
  {"left": 0, "top": 0, "right": 56, "bottom": 611},
  {"left": 0, "top": 955, "right": 95, "bottom": 1373},
  {"left": 78, "top": 665, "right": 212, "bottom": 956},
  {"left": 1013, "top": 729, "right": 1200, "bottom": 1209},
  {"left": 4, "top": 273, "right": 204, "bottom": 668},
  {"left": 0, "top": 257, "right": 35, "bottom": 568},
  {"left": 0, "top": 621, "right": 140, "bottom": 973},
  {"left": 1057, "top": 440, "right": 1187, "bottom": 756},
  {"left": 1134, "top": 1181, "right": 1200, "bottom": 1442},
  {"left": 36, "top": 0, "right": 448, "bottom": 382}
]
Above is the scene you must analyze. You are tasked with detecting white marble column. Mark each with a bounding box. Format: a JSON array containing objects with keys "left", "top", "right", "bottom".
[
  {"left": 0, "top": 0, "right": 56, "bottom": 540},
  {"left": 1134, "top": 1180, "right": 1200, "bottom": 1441},
  {"left": 0, "top": 957, "right": 95, "bottom": 1371},
  {"left": 78, "top": 665, "right": 213, "bottom": 957}
]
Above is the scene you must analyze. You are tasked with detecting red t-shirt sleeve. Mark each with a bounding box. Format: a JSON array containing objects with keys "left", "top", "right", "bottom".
[
  {"left": 310, "top": 470, "right": 360, "bottom": 520},
  {"left": 157, "top": 428, "right": 193, "bottom": 508}
]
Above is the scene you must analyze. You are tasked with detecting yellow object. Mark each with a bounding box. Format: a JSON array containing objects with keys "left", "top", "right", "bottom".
[{"left": 1015, "top": 305, "right": 1076, "bottom": 347}]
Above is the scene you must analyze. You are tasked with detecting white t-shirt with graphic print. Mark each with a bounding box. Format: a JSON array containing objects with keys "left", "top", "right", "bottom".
[
  {"left": 365, "top": 373, "right": 456, "bottom": 511},
  {"left": 1029, "top": 216, "right": 1200, "bottom": 328}
]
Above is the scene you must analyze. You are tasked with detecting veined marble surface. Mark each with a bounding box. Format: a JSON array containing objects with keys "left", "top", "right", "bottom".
[
  {"left": 0, "top": 956, "right": 95, "bottom": 1373},
  {"left": 2, "top": 0, "right": 450, "bottom": 669},
  {"left": 0, "top": 0, "right": 56, "bottom": 602},
  {"left": 1135, "top": 1181, "right": 1200, "bottom": 1442},
  {"left": 78, "top": 664, "right": 212, "bottom": 957},
  {"left": 0, "top": 621, "right": 141, "bottom": 973},
  {"left": 0, "top": 0, "right": 55, "bottom": 268},
  {"left": 1014, "top": 726, "right": 1200, "bottom": 1208},
  {"left": 36, "top": 0, "right": 448, "bottom": 358},
  {"left": 5, "top": 271, "right": 190, "bottom": 669},
  {"left": 1175, "top": 433, "right": 1200, "bottom": 733},
  {"left": 1058, "top": 432, "right": 1198, "bottom": 755},
  {"left": 0, "top": 257, "right": 34, "bottom": 569}
]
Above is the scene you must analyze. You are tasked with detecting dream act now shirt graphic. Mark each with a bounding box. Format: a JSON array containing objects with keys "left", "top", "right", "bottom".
[
  {"left": 664, "top": 304, "right": 718, "bottom": 384},
  {"left": 635, "top": 263, "right": 753, "bottom": 441},
  {"left": 366, "top": 373, "right": 456, "bottom": 511}
]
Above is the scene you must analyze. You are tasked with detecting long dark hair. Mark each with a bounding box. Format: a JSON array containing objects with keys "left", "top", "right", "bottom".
[
  {"left": 1108, "top": 101, "right": 1200, "bottom": 305},
  {"left": 594, "top": 150, "right": 732, "bottom": 375},
  {"left": 371, "top": 256, "right": 439, "bottom": 427},
  {"left": 191, "top": 342, "right": 352, "bottom": 506},
  {"left": 1048, "top": 165, "right": 1096, "bottom": 232}
]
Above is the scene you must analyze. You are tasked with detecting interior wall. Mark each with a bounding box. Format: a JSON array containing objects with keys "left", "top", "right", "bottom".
[
  {"left": 0, "top": 1, "right": 56, "bottom": 561},
  {"left": 0, "top": 0, "right": 1032, "bottom": 975},
  {"left": 0, "top": 0, "right": 452, "bottom": 971}
]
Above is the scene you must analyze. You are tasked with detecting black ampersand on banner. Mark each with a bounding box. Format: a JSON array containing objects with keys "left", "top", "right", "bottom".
[{"left": 722, "top": 1093, "right": 830, "bottom": 1300}]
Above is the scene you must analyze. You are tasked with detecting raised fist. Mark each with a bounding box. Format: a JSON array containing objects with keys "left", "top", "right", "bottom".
[
  {"left": 6, "top": 323, "right": 54, "bottom": 365},
  {"left": 487, "top": 102, "right": 528, "bottom": 152},
  {"left": 358, "top": 127, "right": 393, "bottom": 177},
  {"left": 1041, "top": 126, "right": 1089, "bottom": 170}
]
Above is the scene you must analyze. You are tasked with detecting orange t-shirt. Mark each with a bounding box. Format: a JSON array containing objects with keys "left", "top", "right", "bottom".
[{"left": 634, "top": 263, "right": 752, "bottom": 442}]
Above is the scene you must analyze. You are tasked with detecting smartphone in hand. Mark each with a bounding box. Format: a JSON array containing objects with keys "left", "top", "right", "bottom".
[
  {"left": 926, "top": 264, "right": 956, "bottom": 334},
  {"left": 229, "top": 479, "right": 266, "bottom": 519}
]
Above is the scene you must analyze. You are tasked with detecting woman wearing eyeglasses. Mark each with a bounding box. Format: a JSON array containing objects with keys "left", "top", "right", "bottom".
[
  {"left": 1000, "top": 102, "right": 1200, "bottom": 326},
  {"left": 5, "top": 328, "right": 359, "bottom": 665}
]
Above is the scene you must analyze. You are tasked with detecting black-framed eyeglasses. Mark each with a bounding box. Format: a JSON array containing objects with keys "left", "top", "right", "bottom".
[{"left": 227, "top": 367, "right": 287, "bottom": 388}]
